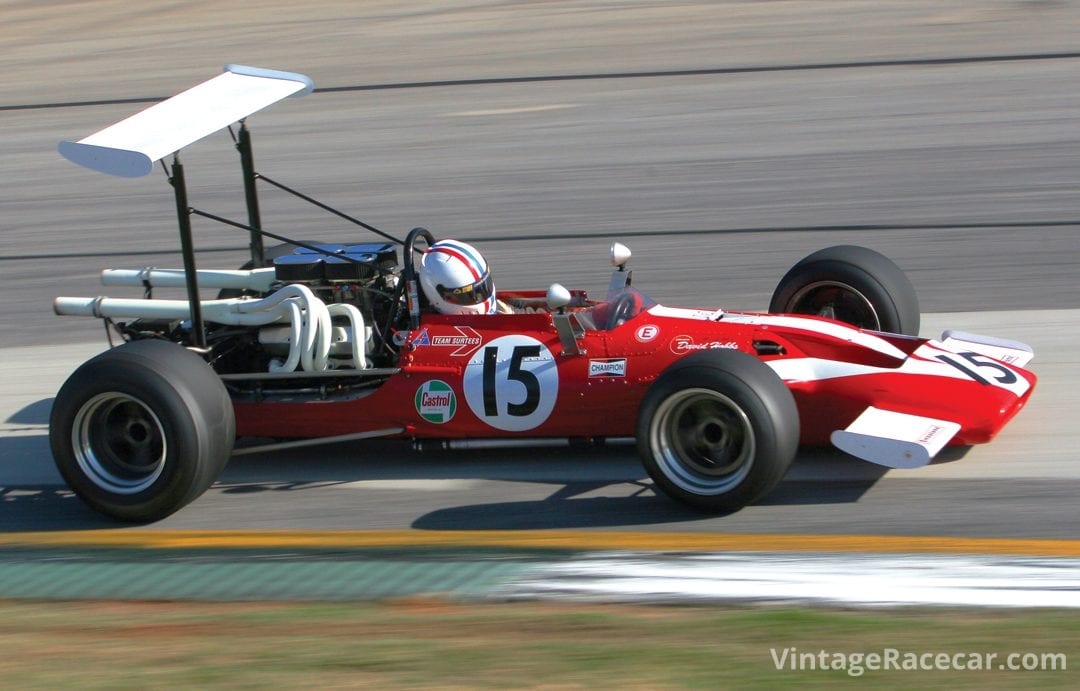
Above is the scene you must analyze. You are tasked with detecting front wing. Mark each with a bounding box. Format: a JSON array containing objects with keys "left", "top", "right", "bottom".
[{"left": 822, "top": 331, "right": 1035, "bottom": 468}]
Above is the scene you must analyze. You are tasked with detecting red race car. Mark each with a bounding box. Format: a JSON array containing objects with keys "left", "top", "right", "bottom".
[{"left": 50, "top": 66, "right": 1036, "bottom": 521}]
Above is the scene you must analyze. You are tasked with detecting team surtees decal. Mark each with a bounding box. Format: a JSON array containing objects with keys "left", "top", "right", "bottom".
[
  {"left": 588, "top": 358, "right": 627, "bottom": 377},
  {"left": 463, "top": 335, "right": 558, "bottom": 431},
  {"left": 430, "top": 326, "right": 483, "bottom": 357},
  {"left": 414, "top": 380, "right": 457, "bottom": 423},
  {"left": 669, "top": 335, "right": 739, "bottom": 355},
  {"left": 635, "top": 325, "right": 659, "bottom": 342}
]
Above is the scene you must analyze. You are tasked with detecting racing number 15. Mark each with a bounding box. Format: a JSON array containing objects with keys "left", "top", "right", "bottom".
[
  {"left": 464, "top": 334, "right": 558, "bottom": 431},
  {"left": 483, "top": 345, "right": 541, "bottom": 417},
  {"left": 935, "top": 351, "right": 1017, "bottom": 386}
]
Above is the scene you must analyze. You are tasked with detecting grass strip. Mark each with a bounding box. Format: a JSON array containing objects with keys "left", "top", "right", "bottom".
[{"left": 0, "top": 600, "right": 1074, "bottom": 688}]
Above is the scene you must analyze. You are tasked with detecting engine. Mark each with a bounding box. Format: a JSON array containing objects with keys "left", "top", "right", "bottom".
[
  {"left": 250, "top": 243, "right": 401, "bottom": 372},
  {"left": 53, "top": 242, "right": 404, "bottom": 379}
]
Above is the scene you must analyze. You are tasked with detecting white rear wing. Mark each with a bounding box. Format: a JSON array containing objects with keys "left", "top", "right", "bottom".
[{"left": 58, "top": 64, "right": 313, "bottom": 177}]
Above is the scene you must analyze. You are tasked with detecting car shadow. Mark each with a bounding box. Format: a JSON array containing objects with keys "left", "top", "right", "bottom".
[
  {"left": 218, "top": 441, "right": 892, "bottom": 530},
  {"left": 407, "top": 451, "right": 890, "bottom": 530},
  {"left": 2, "top": 409, "right": 893, "bottom": 531},
  {"left": 6, "top": 399, "right": 52, "bottom": 425},
  {"left": 411, "top": 492, "right": 709, "bottom": 530},
  {"left": 0, "top": 487, "right": 118, "bottom": 530}
]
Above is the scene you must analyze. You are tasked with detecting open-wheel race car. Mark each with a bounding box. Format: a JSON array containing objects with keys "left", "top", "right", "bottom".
[{"left": 51, "top": 66, "right": 1036, "bottom": 522}]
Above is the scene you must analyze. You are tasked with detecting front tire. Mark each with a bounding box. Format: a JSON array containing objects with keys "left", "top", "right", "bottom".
[
  {"left": 769, "top": 245, "right": 920, "bottom": 336},
  {"left": 50, "top": 339, "right": 235, "bottom": 522},
  {"left": 637, "top": 350, "right": 798, "bottom": 512}
]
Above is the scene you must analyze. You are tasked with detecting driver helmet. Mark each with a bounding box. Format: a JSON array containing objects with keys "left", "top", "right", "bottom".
[{"left": 419, "top": 239, "right": 496, "bottom": 315}]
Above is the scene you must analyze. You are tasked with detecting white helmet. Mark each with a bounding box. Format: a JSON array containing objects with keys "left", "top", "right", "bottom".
[{"left": 419, "top": 239, "right": 496, "bottom": 315}]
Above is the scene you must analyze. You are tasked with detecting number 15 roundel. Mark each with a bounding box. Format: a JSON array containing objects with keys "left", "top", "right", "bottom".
[{"left": 463, "top": 335, "right": 558, "bottom": 431}]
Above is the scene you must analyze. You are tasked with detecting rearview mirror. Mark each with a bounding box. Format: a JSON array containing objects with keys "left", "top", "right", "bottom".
[
  {"left": 610, "top": 242, "right": 631, "bottom": 268},
  {"left": 546, "top": 283, "right": 572, "bottom": 312}
]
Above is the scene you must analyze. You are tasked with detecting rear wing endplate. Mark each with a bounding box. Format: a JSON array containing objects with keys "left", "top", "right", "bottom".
[{"left": 58, "top": 64, "right": 313, "bottom": 177}]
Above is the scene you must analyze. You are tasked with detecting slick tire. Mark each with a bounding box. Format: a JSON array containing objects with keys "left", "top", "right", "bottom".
[
  {"left": 769, "top": 245, "right": 920, "bottom": 336},
  {"left": 49, "top": 339, "right": 235, "bottom": 522},
  {"left": 637, "top": 350, "right": 799, "bottom": 512}
]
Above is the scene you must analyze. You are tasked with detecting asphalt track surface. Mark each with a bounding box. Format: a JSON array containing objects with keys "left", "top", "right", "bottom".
[{"left": 2, "top": 2, "right": 1079, "bottom": 546}]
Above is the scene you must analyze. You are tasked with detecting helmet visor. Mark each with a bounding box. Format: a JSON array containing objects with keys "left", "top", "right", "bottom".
[{"left": 436, "top": 272, "right": 494, "bottom": 306}]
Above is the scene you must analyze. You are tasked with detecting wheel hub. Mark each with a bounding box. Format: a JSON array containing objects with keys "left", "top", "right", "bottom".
[
  {"left": 652, "top": 388, "right": 755, "bottom": 495},
  {"left": 787, "top": 281, "right": 880, "bottom": 330},
  {"left": 73, "top": 392, "right": 167, "bottom": 494}
]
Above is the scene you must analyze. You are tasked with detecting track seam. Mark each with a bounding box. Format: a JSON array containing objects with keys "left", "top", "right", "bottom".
[
  {"left": 2, "top": 221, "right": 1077, "bottom": 263},
  {"left": 5, "top": 51, "right": 1080, "bottom": 112}
]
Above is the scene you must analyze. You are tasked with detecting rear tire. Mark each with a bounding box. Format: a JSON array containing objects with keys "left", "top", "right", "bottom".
[
  {"left": 49, "top": 340, "right": 235, "bottom": 522},
  {"left": 769, "top": 245, "right": 920, "bottom": 336},
  {"left": 637, "top": 350, "right": 798, "bottom": 512}
]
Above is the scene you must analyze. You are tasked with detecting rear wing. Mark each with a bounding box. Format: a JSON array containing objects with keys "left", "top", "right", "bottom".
[
  {"left": 59, "top": 64, "right": 312, "bottom": 177},
  {"left": 58, "top": 64, "right": 314, "bottom": 348}
]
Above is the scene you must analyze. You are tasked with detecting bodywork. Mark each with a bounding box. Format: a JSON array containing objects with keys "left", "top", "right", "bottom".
[
  {"left": 226, "top": 291, "right": 1034, "bottom": 457},
  {"left": 49, "top": 65, "right": 1036, "bottom": 521}
]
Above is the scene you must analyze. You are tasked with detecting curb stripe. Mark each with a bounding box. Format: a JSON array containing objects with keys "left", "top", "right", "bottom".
[{"left": 2, "top": 530, "right": 1078, "bottom": 557}]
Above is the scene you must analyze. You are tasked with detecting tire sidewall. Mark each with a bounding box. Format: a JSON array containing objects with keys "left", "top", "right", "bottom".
[
  {"left": 637, "top": 350, "right": 798, "bottom": 512},
  {"left": 769, "top": 245, "right": 920, "bottom": 336},
  {"left": 50, "top": 340, "right": 234, "bottom": 522}
]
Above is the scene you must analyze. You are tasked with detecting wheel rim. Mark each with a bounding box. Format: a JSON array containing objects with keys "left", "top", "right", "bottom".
[
  {"left": 786, "top": 281, "right": 881, "bottom": 330},
  {"left": 71, "top": 392, "right": 167, "bottom": 495},
  {"left": 650, "top": 388, "right": 755, "bottom": 496}
]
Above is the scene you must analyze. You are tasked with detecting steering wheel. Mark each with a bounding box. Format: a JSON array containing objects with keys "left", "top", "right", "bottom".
[{"left": 604, "top": 291, "right": 639, "bottom": 330}]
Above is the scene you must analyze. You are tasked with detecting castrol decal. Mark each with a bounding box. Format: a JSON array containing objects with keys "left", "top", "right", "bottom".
[{"left": 415, "top": 380, "right": 457, "bottom": 424}]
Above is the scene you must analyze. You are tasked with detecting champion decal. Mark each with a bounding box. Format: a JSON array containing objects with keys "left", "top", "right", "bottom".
[{"left": 588, "top": 358, "right": 627, "bottom": 378}]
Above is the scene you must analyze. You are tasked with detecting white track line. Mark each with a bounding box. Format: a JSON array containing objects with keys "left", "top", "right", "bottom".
[{"left": 497, "top": 551, "right": 1080, "bottom": 608}]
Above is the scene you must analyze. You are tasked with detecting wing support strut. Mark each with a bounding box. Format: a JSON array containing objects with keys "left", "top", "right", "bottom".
[
  {"left": 168, "top": 155, "right": 206, "bottom": 348},
  {"left": 59, "top": 65, "right": 314, "bottom": 348}
]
